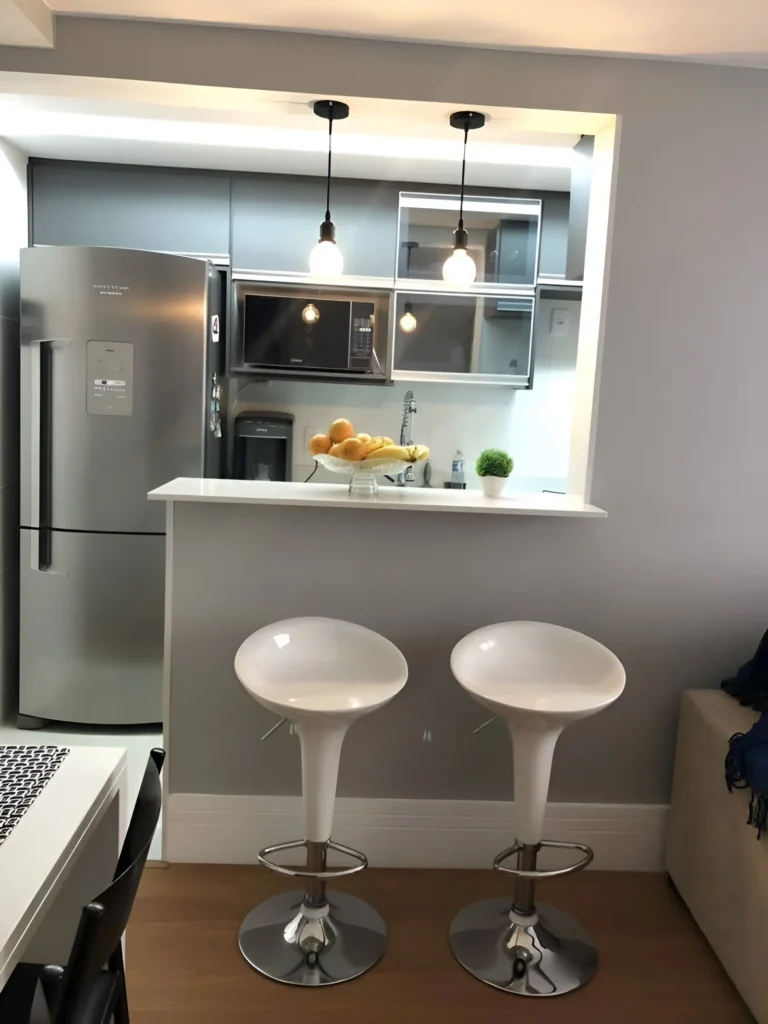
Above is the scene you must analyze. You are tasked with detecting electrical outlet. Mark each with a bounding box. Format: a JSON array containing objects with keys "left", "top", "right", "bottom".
[{"left": 550, "top": 308, "right": 569, "bottom": 337}]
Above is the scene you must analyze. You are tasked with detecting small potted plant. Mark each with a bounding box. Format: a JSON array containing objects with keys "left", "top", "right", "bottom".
[{"left": 476, "top": 448, "right": 514, "bottom": 498}]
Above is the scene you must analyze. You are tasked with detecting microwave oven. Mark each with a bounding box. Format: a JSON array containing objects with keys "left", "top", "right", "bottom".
[{"left": 234, "top": 283, "right": 390, "bottom": 380}]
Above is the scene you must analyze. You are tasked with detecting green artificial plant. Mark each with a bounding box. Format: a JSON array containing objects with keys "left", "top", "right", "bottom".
[{"left": 476, "top": 448, "right": 514, "bottom": 478}]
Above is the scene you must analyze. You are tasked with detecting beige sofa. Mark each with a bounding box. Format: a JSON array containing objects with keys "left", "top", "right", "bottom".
[{"left": 667, "top": 689, "right": 768, "bottom": 1022}]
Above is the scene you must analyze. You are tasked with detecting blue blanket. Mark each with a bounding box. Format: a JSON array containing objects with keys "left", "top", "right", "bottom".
[{"left": 723, "top": 630, "right": 768, "bottom": 837}]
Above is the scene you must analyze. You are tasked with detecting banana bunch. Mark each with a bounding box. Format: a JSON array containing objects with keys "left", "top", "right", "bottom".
[{"left": 308, "top": 419, "right": 429, "bottom": 463}]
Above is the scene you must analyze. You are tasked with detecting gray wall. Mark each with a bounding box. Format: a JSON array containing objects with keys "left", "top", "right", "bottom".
[
  {"left": 0, "top": 138, "right": 25, "bottom": 722},
  {"left": 5, "top": 21, "right": 768, "bottom": 802}
]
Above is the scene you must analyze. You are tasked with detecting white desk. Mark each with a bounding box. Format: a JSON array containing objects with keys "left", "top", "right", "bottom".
[{"left": 0, "top": 746, "right": 127, "bottom": 990}]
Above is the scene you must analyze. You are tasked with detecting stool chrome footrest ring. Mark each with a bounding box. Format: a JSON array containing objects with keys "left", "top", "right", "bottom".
[
  {"left": 493, "top": 839, "right": 594, "bottom": 878},
  {"left": 258, "top": 838, "right": 368, "bottom": 879}
]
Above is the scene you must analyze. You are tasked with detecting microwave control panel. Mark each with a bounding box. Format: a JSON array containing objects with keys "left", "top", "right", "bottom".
[{"left": 349, "top": 302, "right": 376, "bottom": 370}]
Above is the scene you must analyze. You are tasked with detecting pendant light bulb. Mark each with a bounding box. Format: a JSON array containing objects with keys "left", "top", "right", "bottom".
[
  {"left": 310, "top": 99, "right": 350, "bottom": 278},
  {"left": 443, "top": 110, "right": 486, "bottom": 288},
  {"left": 399, "top": 303, "right": 418, "bottom": 334},
  {"left": 302, "top": 303, "right": 320, "bottom": 325},
  {"left": 309, "top": 238, "right": 344, "bottom": 277},
  {"left": 443, "top": 247, "right": 477, "bottom": 287}
]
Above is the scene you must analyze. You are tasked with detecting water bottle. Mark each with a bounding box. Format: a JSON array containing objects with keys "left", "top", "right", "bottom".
[{"left": 451, "top": 449, "right": 465, "bottom": 486}]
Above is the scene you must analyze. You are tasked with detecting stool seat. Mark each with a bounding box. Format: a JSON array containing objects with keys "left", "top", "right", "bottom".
[
  {"left": 451, "top": 621, "right": 625, "bottom": 724},
  {"left": 235, "top": 617, "right": 408, "bottom": 719}
]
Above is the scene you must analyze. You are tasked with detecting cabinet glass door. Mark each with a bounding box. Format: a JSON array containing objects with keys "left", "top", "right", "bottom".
[
  {"left": 398, "top": 193, "right": 542, "bottom": 287},
  {"left": 392, "top": 292, "right": 534, "bottom": 385}
]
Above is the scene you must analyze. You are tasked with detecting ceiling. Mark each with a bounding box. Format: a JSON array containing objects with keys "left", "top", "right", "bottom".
[
  {"left": 34, "top": 0, "right": 768, "bottom": 68},
  {"left": 0, "top": 75, "right": 610, "bottom": 189}
]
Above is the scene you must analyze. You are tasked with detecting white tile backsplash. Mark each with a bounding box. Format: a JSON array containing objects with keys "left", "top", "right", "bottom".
[{"left": 230, "top": 297, "right": 580, "bottom": 494}]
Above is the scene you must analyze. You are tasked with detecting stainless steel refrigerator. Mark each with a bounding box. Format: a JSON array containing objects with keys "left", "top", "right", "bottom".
[{"left": 19, "top": 246, "right": 224, "bottom": 727}]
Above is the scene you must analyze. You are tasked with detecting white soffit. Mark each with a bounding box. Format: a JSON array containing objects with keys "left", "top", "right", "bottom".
[
  {"left": 0, "top": 75, "right": 612, "bottom": 189},
  {"left": 0, "top": 0, "right": 54, "bottom": 48}
]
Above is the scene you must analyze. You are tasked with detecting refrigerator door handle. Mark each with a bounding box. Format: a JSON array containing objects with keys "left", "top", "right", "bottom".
[{"left": 29, "top": 338, "right": 69, "bottom": 571}]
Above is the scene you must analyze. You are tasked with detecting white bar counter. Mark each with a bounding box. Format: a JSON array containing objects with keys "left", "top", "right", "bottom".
[
  {"left": 150, "top": 475, "right": 608, "bottom": 857},
  {"left": 149, "top": 478, "right": 606, "bottom": 518}
]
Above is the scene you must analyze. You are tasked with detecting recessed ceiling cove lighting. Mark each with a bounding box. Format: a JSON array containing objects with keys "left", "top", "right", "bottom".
[{"left": 0, "top": 105, "right": 576, "bottom": 170}]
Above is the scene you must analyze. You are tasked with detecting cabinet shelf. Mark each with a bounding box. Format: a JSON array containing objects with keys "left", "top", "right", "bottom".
[
  {"left": 230, "top": 365, "right": 392, "bottom": 386},
  {"left": 391, "top": 370, "right": 530, "bottom": 388}
]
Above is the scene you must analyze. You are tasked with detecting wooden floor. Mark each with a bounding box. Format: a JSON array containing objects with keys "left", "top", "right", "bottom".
[{"left": 128, "top": 865, "right": 753, "bottom": 1023}]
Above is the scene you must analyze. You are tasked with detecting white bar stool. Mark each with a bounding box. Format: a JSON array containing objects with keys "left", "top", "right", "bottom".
[
  {"left": 234, "top": 616, "right": 408, "bottom": 987},
  {"left": 449, "top": 621, "right": 625, "bottom": 997}
]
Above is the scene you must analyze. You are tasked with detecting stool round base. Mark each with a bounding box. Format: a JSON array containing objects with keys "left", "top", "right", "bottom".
[
  {"left": 239, "top": 889, "right": 387, "bottom": 986},
  {"left": 449, "top": 898, "right": 598, "bottom": 997}
]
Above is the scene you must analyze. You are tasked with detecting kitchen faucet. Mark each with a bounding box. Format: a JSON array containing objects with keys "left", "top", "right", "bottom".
[{"left": 397, "top": 390, "right": 417, "bottom": 486}]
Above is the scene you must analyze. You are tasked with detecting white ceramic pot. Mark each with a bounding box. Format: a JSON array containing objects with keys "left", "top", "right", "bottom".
[{"left": 480, "top": 475, "right": 508, "bottom": 498}]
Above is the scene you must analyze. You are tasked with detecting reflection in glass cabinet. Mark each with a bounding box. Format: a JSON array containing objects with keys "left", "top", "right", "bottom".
[
  {"left": 392, "top": 292, "right": 534, "bottom": 385},
  {"left": 398, "top": 192, "right": 542, "bottom": 287}
]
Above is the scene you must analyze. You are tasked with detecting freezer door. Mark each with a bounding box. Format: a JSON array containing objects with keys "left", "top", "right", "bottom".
[
  {"left": 19, "top": 528, "right": 164, "bottom": 725},
  {"left": 20, "top": 246, "right": 210, "bottom": 534}
]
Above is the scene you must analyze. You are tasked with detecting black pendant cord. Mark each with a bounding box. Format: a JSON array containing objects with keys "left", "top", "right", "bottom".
[
  {"left": 458, "top": 125, "right": 469, "bottom": 231},
  {"left": 313, "top": 99, "right": 349, "bottom": 240},
  {"left": 325, "top": 114, "right": 334, "bottom": 223}
]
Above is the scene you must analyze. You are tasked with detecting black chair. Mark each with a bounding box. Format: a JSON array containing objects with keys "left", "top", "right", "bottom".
[{"left": 2, "top": 747, "right": 165, "bottom": 1024}]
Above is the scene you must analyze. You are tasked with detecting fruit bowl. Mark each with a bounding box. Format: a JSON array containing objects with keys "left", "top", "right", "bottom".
[{"left": 314, "top": 454, "right": 414, "bottom": 495}]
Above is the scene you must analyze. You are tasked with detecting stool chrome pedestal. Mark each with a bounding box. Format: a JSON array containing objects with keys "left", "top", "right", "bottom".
[
  {"left": 448, "top": 621, "right": 625, "bottom": 997},
  {"left": 234, "top": 617, "right": 408, "bottom": 987},
  {"left": 449, "top": 838, "right": 597, "bottom": 996},
  {"left": 239, "top": 836, "right": 386, "bottom": 986}
]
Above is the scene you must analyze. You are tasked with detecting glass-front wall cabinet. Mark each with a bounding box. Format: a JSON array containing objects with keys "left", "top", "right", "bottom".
[
  {"left": 393, "top": 192, "right": 541, "bottom": 384},
  {"left": 397, "top": 192, "right": 542, "bottom": 287},
  {"left": 392, "top": 292, "right": 534, "bottom": 385}
]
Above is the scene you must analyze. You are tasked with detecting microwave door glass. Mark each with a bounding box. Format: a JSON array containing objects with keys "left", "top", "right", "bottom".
[{"left": 244, "top": 296, "right": 353, "bottom": 370}]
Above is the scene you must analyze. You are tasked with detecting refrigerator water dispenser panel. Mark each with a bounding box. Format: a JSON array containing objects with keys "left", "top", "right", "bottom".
[{"left": 86, "top": 340, "right": 134, "bottom": 416}]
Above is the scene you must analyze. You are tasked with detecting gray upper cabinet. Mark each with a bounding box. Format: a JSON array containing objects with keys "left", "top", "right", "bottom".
[
  {"left": 29, "top": 161, "right": 572, "bottom": 283},
  {"left": 539, "top": 194, "right": 570, "bottom": 278},
  {"left": 30, "top": 162, "right": 231, "bottom": 256},
  {"left": 231, "top": 174, "right": 399, "bottom": 279}
]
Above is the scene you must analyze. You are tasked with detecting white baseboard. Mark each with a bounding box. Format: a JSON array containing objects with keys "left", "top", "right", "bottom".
[{"left": 166, "top": 794, "right": 668, "bottom": 872}]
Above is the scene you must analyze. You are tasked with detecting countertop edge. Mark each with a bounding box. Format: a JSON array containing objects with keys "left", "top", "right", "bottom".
[{"left": 148, "top": 480, "right": 607, "bottom": 518}]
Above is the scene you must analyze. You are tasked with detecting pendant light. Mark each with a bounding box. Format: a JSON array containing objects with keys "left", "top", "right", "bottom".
[
  {"left": 443, "top": 110, "right": 486, "bottom": 287},
  {"left": 399, "top": 302, "right": 417, "bottom": 334},
  {"left": 309, "top": 99, "right": 349, "bottom": 277}
]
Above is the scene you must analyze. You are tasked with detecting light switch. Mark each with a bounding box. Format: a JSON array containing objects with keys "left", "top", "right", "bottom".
[{"left": 550, "top": 308, "right": 569, "bottom": 337}]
